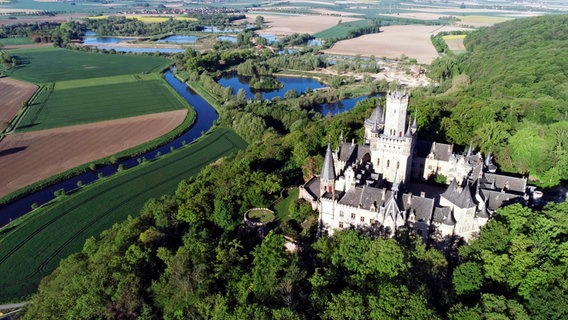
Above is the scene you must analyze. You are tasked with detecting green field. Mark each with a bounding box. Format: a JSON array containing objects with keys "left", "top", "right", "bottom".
[
  {"left": 17, "top": 74, "right": 188, "bottom": 132},
  {"left": 313, "top": 20, "right": 373, "bottom": 39},
  {"left": 0, "top": 37, "right": 33, "bottom": 45},
  {"left": 6, "top": 47, "right": 171, "bottom": 83},
  {"left": 0, "top": 128, "right": 247, "bottom": 302}
]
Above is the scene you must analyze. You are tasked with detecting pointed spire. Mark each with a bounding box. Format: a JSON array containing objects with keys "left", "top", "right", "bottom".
[
  {"left": 321, "top": 141, "right": 335, "bottom": 181},
  {"left": 484, "top": 152, "right": 492, "bottom": 166},
  {"left": 392, "top": 171, "right": 399, "bottom": 193},
  {"left": 410, "top": 113, "right": 417, "bottom": 134},
  {"left": 405, "top": 121, "right": 413, "bottom": 137}
]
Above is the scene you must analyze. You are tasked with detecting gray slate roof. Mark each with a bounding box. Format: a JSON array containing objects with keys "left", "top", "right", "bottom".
[
  {"left": 441, "top": 178, "right": 476, "bottom": 209},
  {"left": 402, "top": 194, "right": 435, "bottom": 222},
  {"left": 321, "top": 143, "right": 335, "bottom": 181},
  {"left": 338, "top": 185, "right": 388, "bottom": 210},
  {"left": 415, "top": 141, "right": 453, "bottom": 161},
  {"left": 483, "top": 173, "right": 526, "bottom": 194}
]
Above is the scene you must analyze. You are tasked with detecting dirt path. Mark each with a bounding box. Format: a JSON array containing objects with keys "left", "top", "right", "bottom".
[{"left": 0, "top": 110, "right": 187, "bottom": 197}]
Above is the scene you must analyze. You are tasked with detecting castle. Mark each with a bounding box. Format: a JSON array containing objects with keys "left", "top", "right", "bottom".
[{"left": 299, "top": 91, "right": 531, "bottom": 242}]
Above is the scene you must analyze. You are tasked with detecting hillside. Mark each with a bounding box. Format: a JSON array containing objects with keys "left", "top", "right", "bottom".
[
  {"left": 15, "top": 15, "right": 568, "bottom": 319},
  {"left": 421, "top": 14, "right": 568, "bottom": 187}
]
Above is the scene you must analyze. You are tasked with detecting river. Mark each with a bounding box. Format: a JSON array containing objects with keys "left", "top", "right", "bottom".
[{"left": 0, "top": 70, "right": 217, "bottom": 227}]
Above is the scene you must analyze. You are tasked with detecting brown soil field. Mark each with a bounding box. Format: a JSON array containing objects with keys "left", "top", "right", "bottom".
[
  {"left": 0, "top": 77, "right": 37, "bottom": 123},
  {"left": 445, "top": 38, "right": 466, "bottom": 51},
  {"left": 245, "top": 14, "right": 361, "bottom": 35},
  {"left": 0, "top": 109, "right": 187, "bottom": 197},
  {"left": 322, "top": 25, "right": 471, "bottom": 64}
]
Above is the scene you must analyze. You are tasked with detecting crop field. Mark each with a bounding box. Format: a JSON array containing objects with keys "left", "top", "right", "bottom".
[
  {"left": 0, "top": 37, "right": 33, "bottom": 45},
  {"left": 6, "top": 47, "right": 170, "bottom": 83},
  {"left": 246, "top": 13, "right": 360, "bottom": 36},
  {"left": 0, "top": 110, "right": 188, "bottom": 197},
  {"left": 0, "top": 128, "right": 247, "bottom": 302},
  {"left": 322, "top": 25, "right": 470, "bottom": 64},
  {"left": 0, "top": 77, "right": 37, "bottom": 124},
  {"left": 17, "top": 74, "right": 188, "bottom": 132},
  {"left": 312, "top": 19, "right": 370, "bottom": 39}
]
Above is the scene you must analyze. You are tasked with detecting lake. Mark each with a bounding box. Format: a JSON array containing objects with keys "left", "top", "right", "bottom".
[
  {"left": 157, "top": 35, "right": 199, "bottom": 44},
  {"left": 218, "top": 74, "right": 326, "bottom": 100}
]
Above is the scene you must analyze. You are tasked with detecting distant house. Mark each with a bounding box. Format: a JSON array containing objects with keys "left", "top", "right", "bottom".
[{"left": 300, "top": 91, "right": 533, "bottom": 242}]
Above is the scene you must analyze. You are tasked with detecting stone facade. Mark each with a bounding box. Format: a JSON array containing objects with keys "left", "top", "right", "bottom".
[{"left": 300, "top": 92, "right": 531, "bottom": 242}]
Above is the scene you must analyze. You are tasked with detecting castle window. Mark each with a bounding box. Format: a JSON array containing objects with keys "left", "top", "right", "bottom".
[
  {"left": 397, "top": 161, "right": 400, "bottom": 169},
  {"left": 360, "top": 216, "right": 365, "bottom": 222},
  {"left": 339, "top": 222, "right": 344, "bottom": 228},
  {"left": 339, "top": 211, "right": 344, "bottom": 217},
  {"left": 387, "top": 160, "right": 390, "bottom": 168},
  {"left": 399, "top": 131, "right": 402, "bottom": 137},
  {"left": 351, "top": 213, "right": 356, "bottom": 220}
]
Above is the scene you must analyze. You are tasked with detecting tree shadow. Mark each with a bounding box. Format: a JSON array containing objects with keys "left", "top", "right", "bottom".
[
  {"left": 15, "top": 123, "right": 38, "bottom": 130},
  {"left": 0, "top": 146, "right": 27, "bottom": 157}
]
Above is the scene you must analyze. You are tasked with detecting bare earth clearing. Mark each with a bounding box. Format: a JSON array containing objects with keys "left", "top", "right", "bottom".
[
  {"left": 0, "top": 109, "right": 187, "bottom": 197},
  {"left": 445, "top": 38, "right": 466, "bottom": 51},
  {"left": 0, "top": 77, "right": 37, "bottom": 123},
  {"left": 245, "top": 14, "right": 361, "bottom": 35},
  {"left": 323, "top": 25, "right": 471, "bottom": 64}
]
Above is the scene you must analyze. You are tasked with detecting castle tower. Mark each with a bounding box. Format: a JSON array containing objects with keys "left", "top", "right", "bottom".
[
  {"left": 384, "top": 91, "right": 410, "bottom": 138},
  {"left": 370, "top": 91, "right": 416, "bottom": 184},
  {"left": 320, "top": 142, "right": 336, "bottom": 196}
]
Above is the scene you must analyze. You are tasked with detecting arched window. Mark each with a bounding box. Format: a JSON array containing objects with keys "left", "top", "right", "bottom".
[
  {"left": 387, "top": 160, "right": 390, "bottom": 168},
  {"left": 397, "top": 161, "right": 400, "bottom": 169}
]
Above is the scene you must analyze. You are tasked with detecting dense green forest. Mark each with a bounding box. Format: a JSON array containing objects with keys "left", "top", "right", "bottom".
[
  {"left": 18, "top": 14, "right": 568, "bottom": 319},
  {"left": 420, "top": 14, "right": 568, "bottom": 187}
]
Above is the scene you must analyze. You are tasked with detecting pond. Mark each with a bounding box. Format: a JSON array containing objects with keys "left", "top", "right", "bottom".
[
  {"left": 218, "top": 74, "right": 326, "bottom": 101},
  {"left": 258, "top": 33, "right": 278, "bottom": 44},
  {"left": 83, "top": 36, "right": 136, "bottom": 45},
  {"left": 202, "top": 26, "right": 242, "bottom": 33},
  {"left": 0, "top": 70, "right": 217, "bottom": 227},
  {"left": 318, "top": 95, "right": 377, "bottom": 116},
  {"left": 157, "top": 35, "right": 199, "bottom": 44},
  {"left": 217, "top": 36, "right": 237, "bottom": 43},
  {"left": 97, "top": 47, "right": 186, "bottom": 54}
]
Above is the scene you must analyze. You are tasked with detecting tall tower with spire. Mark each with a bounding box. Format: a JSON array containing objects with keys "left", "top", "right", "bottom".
[
  {"left": 367, "top": 91, "right": 416, "bottom": 184},
  {"left": 320, "top": 142, "right": 335, "bottom": 196}
]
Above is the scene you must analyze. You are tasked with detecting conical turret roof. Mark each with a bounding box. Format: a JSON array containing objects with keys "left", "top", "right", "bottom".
[
  {"left": 365, "top": 105, "right": 383, "bottom": 128},
  {"left": 321, "top": 142, "right": 335, "bottom": 181}
]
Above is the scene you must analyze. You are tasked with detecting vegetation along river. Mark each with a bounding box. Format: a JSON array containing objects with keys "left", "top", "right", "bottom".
[{"left": 0, "top": 69, "right": 217, "bottom": 227}]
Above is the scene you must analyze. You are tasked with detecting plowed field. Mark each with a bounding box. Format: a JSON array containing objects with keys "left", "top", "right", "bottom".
[
  {"left": 0, "top": 109, "right": 187, "bottom": 197},
  {"left": 0, "top": 77, "right": 37, "bottom": 123}
]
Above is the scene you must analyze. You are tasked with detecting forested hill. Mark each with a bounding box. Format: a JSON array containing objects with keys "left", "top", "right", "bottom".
[
  {"left": 423, "top": 14, "right": 568, "bottom": 187},
  {"left": 463, "top": 14, "right": 568, "bottom": 101}
]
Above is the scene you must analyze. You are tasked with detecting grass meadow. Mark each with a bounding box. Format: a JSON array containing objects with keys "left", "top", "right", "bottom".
[
  {"left": 0, "top": 128, "right": 247, "bottom": 302},
  {"left": 6, "top": 47, "right": 170, "bottom": 83},
  {"left": 0, "top": 37, "right": 33, "bottom": 45},
  {"left": 17, "top": 73, "right": 188, "bottom": 131}
]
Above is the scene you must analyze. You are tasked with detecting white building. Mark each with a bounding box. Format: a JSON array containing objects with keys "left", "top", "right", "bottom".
[{"left": 300, "top": 91, "right": 530, "bottom": 242}]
